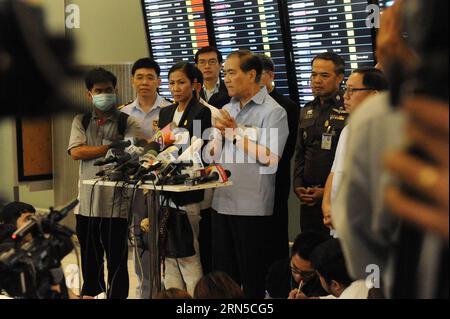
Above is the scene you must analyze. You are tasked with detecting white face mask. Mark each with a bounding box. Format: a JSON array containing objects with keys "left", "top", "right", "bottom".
[{"left": 91, "top": 93, "right": 117, "bottom": 111}]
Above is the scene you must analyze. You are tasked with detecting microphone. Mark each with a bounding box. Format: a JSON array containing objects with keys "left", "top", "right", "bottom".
[
  {"left": 184, "top": 165, "right": 231, "bottom": 186},
  {"left": 94, "top": 138, "right": 143, "bottom": 167},
  {"left": 139, "top": 141, "right": 161, "bottom": 164},
  {"left": 155, "top": 145, "right": 179, "bottom": 167},
  {"left": 132, "top": 145, "right": 179, "bottom": 182},
  {"left": 109, "top": 141, "right": 160, "bottom": 176},
  {"left": 177, "top": 138, "right": 204, "bottom": 162},
  {"left": 152, "top": 122, "right": 177, "bottom": 150},
  {"left": 11, "top": 199, "right": 79, "bottom": 242},
  {"left": 98, "top": 152, "right": 131, "bottom": 166},
  {"left": 157, "top": 161, "right": 194, "bottom": 182},
  {"left": 132, "top": 142, "right": 162, "bottom": 179},
  {"left": 109, "top": 139, "right": 132, "bottom": 150},
  {"left": 94, "top": 148, "right": 124, "bottom": 166},
  {"left": 198, "top": 171, "right": 228, "bottom": 184},
  {"left": 205, "top": 164, "right": 231, "bottom": 183},
  {"left": 161, "top": 174, "right": 191, "bottom": 185},
  {"left": 50, "top": 199, "right": 79, "bottom": 223}
]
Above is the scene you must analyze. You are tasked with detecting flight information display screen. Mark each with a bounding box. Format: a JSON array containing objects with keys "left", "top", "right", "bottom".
[
  {"left": 142, "top": 0, "right": 210, "bottom": 98},
  {"left": 209, "top": 0, "right": 291, "bottom": 96},
  {"left": 287, "top": 0, "right": 376, "bottom": 106}
]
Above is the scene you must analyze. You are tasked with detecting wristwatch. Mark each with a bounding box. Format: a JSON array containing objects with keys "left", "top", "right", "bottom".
[{"left": 232, "top": 134, "right": 242, "bottom": 145}]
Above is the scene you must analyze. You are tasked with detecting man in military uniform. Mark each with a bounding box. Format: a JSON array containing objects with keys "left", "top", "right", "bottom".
[{"left": 293, "top": 52, "right": 348, "bottom": 235}]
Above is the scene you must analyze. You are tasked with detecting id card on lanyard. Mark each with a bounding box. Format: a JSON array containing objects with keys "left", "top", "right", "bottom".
[{"left": 321, "top": 125, "right": 332, "bottom": 150}]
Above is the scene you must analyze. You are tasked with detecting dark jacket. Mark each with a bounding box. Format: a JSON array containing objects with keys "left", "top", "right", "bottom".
[
  {"left": 268, "top": 88, "right": 300, "bottom": 261},
  {"left": 293, "top": 92, "right": 347, "bottom": 188},
  {"left": 270, "top": 88, "right": 300, "bottom": 201},
  {"left": 158, "top": 97, "right": 212, "bottom": 206},
  {"left": 199, "top": 80, "right": 230, "bottom": 109}
]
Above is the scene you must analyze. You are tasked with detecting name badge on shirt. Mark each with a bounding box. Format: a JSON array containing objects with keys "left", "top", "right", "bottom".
[{"left": 321, "top": 133, "right": 333, "bottom": 150}]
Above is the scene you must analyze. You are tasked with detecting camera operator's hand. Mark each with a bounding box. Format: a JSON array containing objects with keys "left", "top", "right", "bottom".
[
  {"left": 384, "top": 96, "right": 449, "bottom": 239},
  {"left": 376, "top": 0, "right": 417, "bottom": 70}
]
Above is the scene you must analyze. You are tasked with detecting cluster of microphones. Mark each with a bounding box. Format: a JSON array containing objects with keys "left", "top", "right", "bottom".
[{"left": 93, "top": 122, "right": 230, "bottom": 186}]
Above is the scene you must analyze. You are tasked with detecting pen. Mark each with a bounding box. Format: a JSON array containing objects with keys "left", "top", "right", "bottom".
[{"left": 298, "top": 280, "right": 304, "bottom": 293}]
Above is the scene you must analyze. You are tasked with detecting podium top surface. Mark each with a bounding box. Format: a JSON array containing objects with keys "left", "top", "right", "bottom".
[{"left": 82, "top": 179, "right": 233, "bottom": 192}]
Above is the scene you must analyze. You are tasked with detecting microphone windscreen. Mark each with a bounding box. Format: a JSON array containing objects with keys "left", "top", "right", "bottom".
[{"left": 153, "top": 122, "right": 177, "bottom": 149}]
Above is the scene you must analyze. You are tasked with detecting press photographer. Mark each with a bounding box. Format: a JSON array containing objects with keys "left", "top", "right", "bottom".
[{"left": 0, "top": 200, "right": 77, "bottom": 299}]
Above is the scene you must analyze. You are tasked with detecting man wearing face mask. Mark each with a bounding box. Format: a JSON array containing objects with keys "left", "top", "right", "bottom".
[{"left": 68, "top": 68, "right": 143, "bottom": 299}]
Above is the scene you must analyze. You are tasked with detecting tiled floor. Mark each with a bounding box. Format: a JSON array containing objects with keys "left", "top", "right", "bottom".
[{"left": 61, "top": 238, "right": 140, "bottom": 299}]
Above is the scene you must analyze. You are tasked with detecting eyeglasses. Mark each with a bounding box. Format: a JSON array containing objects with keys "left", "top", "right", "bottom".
[
  {"left": 343, "top": 87, "right": 375, "bottom": 96},
  {"left": 198, "top": 59, "right": 219, "bottom": 66},
  {"left": 290, "top": 262, "right": 316, "bottom": 280}
]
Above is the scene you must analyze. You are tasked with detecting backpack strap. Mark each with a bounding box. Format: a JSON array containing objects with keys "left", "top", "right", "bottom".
[
  {"left": 81, "top": 112, "right": 129, "bottom": 137},
  {"left": 117, "top": 112, "right": 129, "bottom": 137},
  {"left": 81, "top": 113, "right": 91, "bottom": 132}
]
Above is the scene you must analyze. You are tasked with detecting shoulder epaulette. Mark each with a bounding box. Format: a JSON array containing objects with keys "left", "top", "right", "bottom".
[
  {"left": 117, "top": 99, "right": 134, "bottom": 110},
  {"left": 164, "top": 97, "right": 174, "bottom": 105},
  {"left": 332, "top": 107, "right": 348, "bottom": 115}
]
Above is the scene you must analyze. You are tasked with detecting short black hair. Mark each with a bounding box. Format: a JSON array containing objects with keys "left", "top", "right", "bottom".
[
  {"left": 227, "top": 50, "right": 263, "bottom": 83},
  {"left": 84, "top": 67, "right": 117, "bottom": 91},
  {"left": 352, "top": 67, "right": 388, "bottom": 91},
  {"left": 168, "top": 61, "right": 201, "bottom": 85},
  {"left": 312, "top": 52, "right": 346, "bottom": 75},
  {"left": 194, "top": 46, "right": 223, "bottom": 64},
  {"left": 291, "top": 231, "right": 330, "bottom": 261},
  {"left": 256, "top": 53, "right": 275, "bottom": 72},
  {"left": 192, "top": 66, "right": 204, "bottom": 86},
  {"left": 132, "top": 58, "right": 161, "bottom": 77},
  {"left": 0, "top": 201, "right": 36, "bottom": 225},
  {"left": 310, "top": 239, "right": 353, "bottom": 287}
]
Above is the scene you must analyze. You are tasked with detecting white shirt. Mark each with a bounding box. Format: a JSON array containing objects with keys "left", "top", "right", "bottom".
[
  {"left": 339, "top": 280, "right": 369, "bottom": 299},
  {"left": 121, "top": 94, "right": 171, "bottom": 139},
  {"left": 172, "top": 107, "right": 185, "bottom": 126},
  {"left": 330, "top": 125, "right": 349, "bottom": 204},
  {"left": 333, "top": 93, "right": 406, "bottom": 298},
  {"left": 319, "top": 280, "right": 369, "bottom": 299}
]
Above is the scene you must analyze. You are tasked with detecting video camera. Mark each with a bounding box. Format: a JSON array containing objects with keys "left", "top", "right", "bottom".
[{"left": 0, "top": 199, "right": 78, "bottom": 299}]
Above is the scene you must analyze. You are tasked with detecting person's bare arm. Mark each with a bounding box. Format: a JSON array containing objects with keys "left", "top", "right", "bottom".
[
  {"left": 322, "top": 173, "right": 334, "bottom": 228},
  {"left": 70, "top": 145, "right": 110, "bottom": 161}
]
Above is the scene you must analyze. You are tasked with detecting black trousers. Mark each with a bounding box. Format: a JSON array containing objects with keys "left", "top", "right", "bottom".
[
  {"left": 300, "top": 203, "right": 329, "bottom": 236},
  {"left": 211, "top": 213, "right": 272, "bottom": 299},
  {"left": 199, "top": 208, "right": 213, "bottom": 275},
  {"left": 76, "top": 215, "right": 129, "bottom": 299},
  {"left": 268, "top": 189, "right": 290, "bottom": 264}
]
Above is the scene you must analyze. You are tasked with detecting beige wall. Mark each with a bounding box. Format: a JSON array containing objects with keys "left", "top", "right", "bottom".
[
  {"left": 66, "top": 0, "right": 149, "bottom": 64},
  {"left": 0, "top": 119, "right": 18, "bottom": 202}
]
